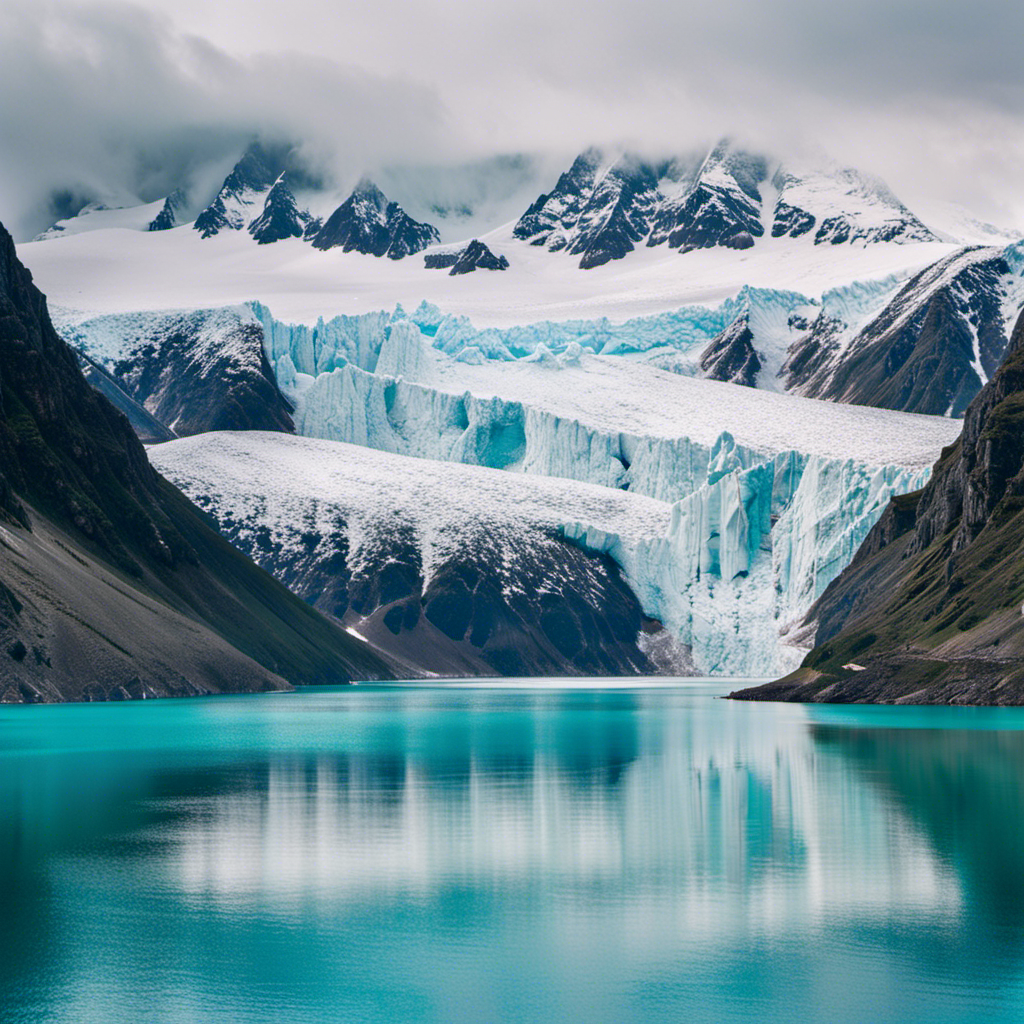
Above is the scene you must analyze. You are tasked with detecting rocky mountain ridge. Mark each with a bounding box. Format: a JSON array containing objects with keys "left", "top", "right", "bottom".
[
  {"left": 0, "top": 216, "right": 391, "bottom": 701},
  {"left": 732, "top": 305, "right": 1024, "bottom": 703}
]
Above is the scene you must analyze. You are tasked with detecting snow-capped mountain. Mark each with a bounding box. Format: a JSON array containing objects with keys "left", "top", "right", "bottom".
[
  {"left": 192, "top": 140, "right": 318, "bottom": 239},
  {"left": 247, "top": 175, "right": 316, "bottom": 244},
  {"left": 513, "top": 140, "right": 943, "bottom": 269},
  {"left": 513, "top": 149, "right": 662, "bottom": 269},
  {"left": 310, "top": 178, "right": 439, "bottom": 259},
  {"left": 770, "top": 163, "right": 937, "bottom": 245},
  {"left": 783, "top": 244, "right": 1024, "bottom": 415}
]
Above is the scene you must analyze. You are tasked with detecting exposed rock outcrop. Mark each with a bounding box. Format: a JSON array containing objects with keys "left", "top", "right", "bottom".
[
  {"left": 311, "top": 179, "right": 439, "bottom": 259},
  {"left": 0, "top": 216, "right": 391, "bottom": 701},
  {"left": 732, "top": 306, "right": 1024, "bottom": 704},
  {"left": 425, "top": 239, "right": 509, "bottom": 275},
  {"left": 700, "top": 314, "right": 762, "bottom": 387}
]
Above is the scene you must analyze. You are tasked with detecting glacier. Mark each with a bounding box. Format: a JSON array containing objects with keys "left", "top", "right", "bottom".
[{"left": 60, "top": 286, "right": 960, "bottom": 677}]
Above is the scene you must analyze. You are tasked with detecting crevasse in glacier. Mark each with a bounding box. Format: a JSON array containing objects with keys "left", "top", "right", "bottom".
[
  {"left": 562, "top": 451, "right": 928, "bottom": 676},
  {"left": 253, "top": 299, "right": 940, "bottom": 676}
]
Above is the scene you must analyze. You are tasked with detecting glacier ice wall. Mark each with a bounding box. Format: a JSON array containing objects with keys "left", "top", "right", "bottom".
[
  {"left": 272, "top": 335, "right": 930, "bottom": 675},
  {"left": 562, "top": 452, "right": 928, "bottom": 676}
]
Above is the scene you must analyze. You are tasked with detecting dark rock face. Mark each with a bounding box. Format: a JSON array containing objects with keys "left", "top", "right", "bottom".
[
  {"left": 786, "top": 248, "right": 1015, "bottom": 417},
  {"left": 450, "top": 240, "right": 510, "bottom": 275},
  {"left": 311, "top": 179, "right": 439, "bottom": 259},
  {"left": 732, "top": 306, "right": 1024, "bottom": 705},
  {"left": 423, "top": 249, "right": 461, "bottom": 270},
  {"left": 147, "top": 188, "right": 187, "bottom": 232},
  {"left": 194, "top": 140, "right": 312, "bottom": 239},
  {"left": 426, "top": 240, "right": 510, "bottom": 275},
  {"left": 65, "top": 309, "right": 294, "bottom": 438},
  {"left": 0, "top": 218, "right": 388, "bottom": 700},
  {"left": 247, "top": 176, "right": 313, "bottom": 244},
  {"left": 76, "top": 353, "right": 176, "bottom": 443},
  {"left": 649, "top": 144, "right": 767, "bottom": 252},
  {"left": 700, "top": 314, "right": 762, "bottom": 387},
  {"left": 513, "top": 150, "right": 661, "bottom": 269},
  {"left": 182, "top": 491, "right": 664, "bottom": 678}
]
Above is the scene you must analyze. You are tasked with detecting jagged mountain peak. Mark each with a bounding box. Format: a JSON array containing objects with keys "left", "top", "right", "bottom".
[
  {"left": 193, "top": 139, "right": 313, "bottom": 239},
  {"left": 247, "top": 174, "right": 315, "bottom": 245},
  {"left": 514, "top": 138, "right": 946, "bottom": 267},
  {"left": 310, "top": 179, "right": 439, "bottom": 259},
  {"left": 770, "top": 158, "right": 940, "bottom": 246}
]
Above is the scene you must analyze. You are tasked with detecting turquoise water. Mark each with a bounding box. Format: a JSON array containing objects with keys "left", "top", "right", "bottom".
[{"left": 4, "top": 680, "right": 1024, "bottom": 1023}]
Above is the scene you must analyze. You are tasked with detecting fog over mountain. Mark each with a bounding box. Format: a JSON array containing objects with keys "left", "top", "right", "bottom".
[{"left": 2, "top": 0, "right": 1024, "bottom": 239}]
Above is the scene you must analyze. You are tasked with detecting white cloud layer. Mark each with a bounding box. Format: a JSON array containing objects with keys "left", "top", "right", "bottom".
[{"left": 3, "top": 0, "right": 1024, "bottom": 239}]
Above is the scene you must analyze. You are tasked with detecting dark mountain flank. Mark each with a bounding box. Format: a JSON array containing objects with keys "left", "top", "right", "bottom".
[
  {"left": 62, "top": 308, "right": 295, "bottom": 439},
  {"left": 425, "top": 240, "right": 509, "bottom": 275},
  {"left": 311, "top": 179, "right": 439, "bottom": 259},
  {"left": 733, "top": 307, "right": 1024, "bottom": 705},
  {"left": 0, "top": 218, "right": 391, "bottom": 702},
  {"left": 147, "top": 188, "right": 187, "bottom": 232},
  {"left": 248, "top": 176, "right": 315, "bottom": 244},
  {"left": 700, "top": 314, "right": 762, "bottom": 387},
  {"left": 786, "top": 248, "right": 1016, "bottom": 417}
]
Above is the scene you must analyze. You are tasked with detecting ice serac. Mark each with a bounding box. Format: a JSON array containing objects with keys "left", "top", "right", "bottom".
[
  {"left": 256, "top": 305, "right": 955, "bottom": 675},
  {"left": 151, "top": 434, "right": 687, "bottom": 678},
  {"left": 513, "top": 150, "right": 661, "bottom": 268},
  {"left": 311, "top": 179, "right": 439, "bottom": 259},
  {"left": 734, "top": 306, "right": 1024, "bottom": 703}
]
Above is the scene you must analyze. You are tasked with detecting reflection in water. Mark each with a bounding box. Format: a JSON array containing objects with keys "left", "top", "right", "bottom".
[{"left": 1, "top": 685, "right": 1023, "bottom": 1024}]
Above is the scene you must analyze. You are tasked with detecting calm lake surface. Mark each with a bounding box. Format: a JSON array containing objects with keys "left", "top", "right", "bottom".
[{"left": 3, "top": 679, "right": 1024, "bottom": 1023}]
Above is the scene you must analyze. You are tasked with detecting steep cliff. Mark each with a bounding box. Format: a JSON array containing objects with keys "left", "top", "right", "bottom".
[
  {"left": 733, "top": 307, "right": 1024, "bottom": 704},
  {"left": 0, "top": 218, "right": 390, "bottom": 701}
]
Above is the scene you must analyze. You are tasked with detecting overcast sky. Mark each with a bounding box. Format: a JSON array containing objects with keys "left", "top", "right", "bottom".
[{"left": 3, "top": 0, "right": 1024, "bottom": 238}]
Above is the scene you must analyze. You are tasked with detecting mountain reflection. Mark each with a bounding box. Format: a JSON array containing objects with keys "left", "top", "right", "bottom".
[
  {"left": 7, "top": 687, "right": 1024, "bottom": 1024},
  {"left": 810, "top": 722, "right": 1024, "bottom": 928},
  {"left": 152, "top": 691, "right": 961, "bottom": 942}
]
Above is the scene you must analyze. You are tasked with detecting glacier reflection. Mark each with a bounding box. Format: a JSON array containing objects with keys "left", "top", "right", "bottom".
[{"left": 166, "top": 689, "right": 961, "bottom": 945}]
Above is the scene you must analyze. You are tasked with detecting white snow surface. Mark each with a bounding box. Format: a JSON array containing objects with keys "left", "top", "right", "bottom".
[
  {"left": 17, "top": 221, "right": 960, "bottom": 328},
  {"left": 149, "top": 431, "right": 937, "bottom": 677},
  {"left": 33, "top": 200, "right": 166, "bottom": 241}
]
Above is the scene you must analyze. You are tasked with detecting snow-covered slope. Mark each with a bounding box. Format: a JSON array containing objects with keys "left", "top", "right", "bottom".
[
  {"left": 151, "top": 432, "right": 684, "bottom": 678},
  {"left": 55, "top": 305, "right": 293, "bottom": 436},
  {"left": 771, "top": 163, "right": 938, "bottom": 245},
  {"left": 150, "top": 423, "right": 949, "bottom": 677},
  {"left": 33, "top": 199, "right": 167, "bottom": 241},
  {"left": 20, "top": 217, "right": 959, "bottom": 328}
]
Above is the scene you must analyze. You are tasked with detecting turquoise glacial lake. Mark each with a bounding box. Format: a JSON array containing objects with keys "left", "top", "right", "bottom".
[{"left": 3, "top": 680, "right": 1024, "bottom": 1023}]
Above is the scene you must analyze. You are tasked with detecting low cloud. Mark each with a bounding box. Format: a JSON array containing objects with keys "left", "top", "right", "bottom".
[{"left": 3, "top": 0, "right": 1024, "bottom": 239}]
